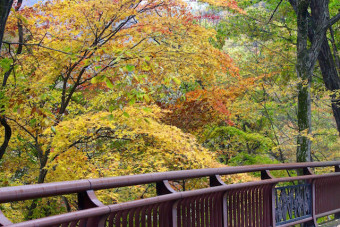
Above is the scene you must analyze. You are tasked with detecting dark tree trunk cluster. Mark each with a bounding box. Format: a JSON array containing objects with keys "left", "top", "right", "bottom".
[{"left": 289, "top": 0, "right": 340, "bottom": 162}]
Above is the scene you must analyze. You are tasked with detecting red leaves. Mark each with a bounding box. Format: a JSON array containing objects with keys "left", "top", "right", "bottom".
[{"left": 31, "top": 106, "right": 47, "bottom": 117}]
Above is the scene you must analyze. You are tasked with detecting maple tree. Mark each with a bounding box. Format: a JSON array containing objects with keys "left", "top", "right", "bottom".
[{"left": 0, "top": 0, "right": 237, "bottom": 183}]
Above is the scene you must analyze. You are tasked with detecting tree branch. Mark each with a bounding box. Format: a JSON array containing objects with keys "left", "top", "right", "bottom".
[
  {"left": 327, "top": 12, "right": 340, "bottom": 29},
  {"left": 2, "top": 41, "right": 74, "bottom": 55},
  {"left": 6, "top": 117, "right": 37, "bottom": 140},
  {"left": 0, "top": 116, "right": 11, "bottom": 160},
  {"left": 267, "top": 0, "right": 283, "bottom": 24}
]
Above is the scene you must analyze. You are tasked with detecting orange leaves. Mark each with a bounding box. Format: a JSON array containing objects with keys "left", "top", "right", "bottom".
[
  {"left": 199, "top": 0, "right": 244, "bottom": 14},
  {"left": 163, "top": 88, "right": 237, "bottom": 132},
  {"left": 213, "top": 48, "right": 239, "bottom": 76}
]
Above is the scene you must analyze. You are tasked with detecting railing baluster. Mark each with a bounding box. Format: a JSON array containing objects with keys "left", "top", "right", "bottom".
[
  {"left": 271, "top": 184, "right": 277, "bottom": 227},
  {"left": 177, "top": 200, "right": 182, "bottom": 227},
  {"left": 196, "top": 196, "right": 202, "bottom": 227},
  {"left": 239, "top": 188, "right": 245, "bottom": 227},
  {"left": 115, "top": 210, "right": 122, "bottom": 227},
  {"left": 244, "top": 188, "right": 249, "bottom": 227},
  {"left": 235, "top": 189, "right": 240, "bottom": 227},
  {"left": 128, "top": 208, "right": 135, "bottom": 227},
  {"left": 209, "top": 175, "right": 226, "bottom": 227},
  {"left": 121, "top": 209, "right": 129, "bottom": 227},
  {"left": 134, "top": 206, "right": 142, "bottom": 227},
  {"left": 141, "top": 205, "right": 148, "bottom": 227},
  {"left": 152, "top": 204, "right": 158, "bottom": 227},
  {"left": 156, "top": 180, "right": 177, "bottom": 227},
  {"left": 222, "top": 192, "right": 228, "bottom": 227}
]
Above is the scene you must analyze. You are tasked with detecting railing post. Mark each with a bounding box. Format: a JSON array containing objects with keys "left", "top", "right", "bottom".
[
  {"left": 301, "top": 167, "right": 316, "bottom": 227},
  {"left": 210, "top": 175, "right": 227, "bottom": 227},
  {"left": 261, "top": 169, "right": 276, "bottom": 227},
  {"left": 77, "top": 190, "right": 108, "bottom": 227},
  {"left": 156, "top": 180, "right": 177, "bottom": 227},
  {"left": 296, "top": 167, "right": 316, "bottom": 227}
]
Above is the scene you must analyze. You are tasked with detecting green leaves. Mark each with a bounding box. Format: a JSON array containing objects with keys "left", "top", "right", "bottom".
[
  {"left": 125, "top": 64, "right": 135, "bottom": 72},
  {"left": 105, "top": 78, "right": 114, "bottom": 89},
  {"left": 51, "top": 126, "right": 56, "bottom": 134},
  {"left": 29, "top": 119, "right": 37, "bottom": 127},
  {"left": 0, "top": 58, "right": 13, "bottom": 72},
  {"left": 172, "top": 77, "right": 181, "bottom": 85}
]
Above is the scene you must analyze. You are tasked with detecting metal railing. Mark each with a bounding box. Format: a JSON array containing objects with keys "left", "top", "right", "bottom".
[{"left": 0, "top": 161, "right": 339, "bottom": 226}]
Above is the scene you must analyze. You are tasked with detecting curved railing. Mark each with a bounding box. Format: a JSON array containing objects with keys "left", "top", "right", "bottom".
[{"left": 0, "top": 161, "right": 339, "bottom": 226}]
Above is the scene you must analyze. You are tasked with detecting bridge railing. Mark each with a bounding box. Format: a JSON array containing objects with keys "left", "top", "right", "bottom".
[{"left": 0, "top": 161, "right": 339, "bottom": 226}]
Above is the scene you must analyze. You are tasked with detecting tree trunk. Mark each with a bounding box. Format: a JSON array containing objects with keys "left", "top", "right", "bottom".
[
  {"left": 290, "top": 0, "right": 340, "bottom": 136},
  {"left": 310, "top": 2, "right": 340, "bottom": 135},
  {"left": 296, "top": 0, "right": 312, "bottom": 162},
  {"left": 296, "top": 76, "right": 312, "bottom": 162},
  {"left": 0, "top": 0, "right": 13, "bottom": 51},
  {"left": 294, "top": 0, "right": 334, "bottom": 162},
  {"left": 0, "top": 116, "right": 11, "bottom": 160},
  {"left": 0, "top": 0, "right": 13, "bottom": 162},
  {"left": 1, "top": 1, "right": 23, "bottom": 162}
]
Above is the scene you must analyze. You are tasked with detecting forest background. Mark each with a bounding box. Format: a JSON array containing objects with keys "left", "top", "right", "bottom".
[{"left": 0, "top": 0, "right": 339, "bottom": 222}]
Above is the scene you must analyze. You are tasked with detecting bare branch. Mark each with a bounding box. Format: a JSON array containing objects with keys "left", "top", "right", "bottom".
[
  {"left": 267, "top": 0, "right": 283, "bottom": 24},
  {"left": 2, "top": 41, "right": 74, "bottom": 55}
]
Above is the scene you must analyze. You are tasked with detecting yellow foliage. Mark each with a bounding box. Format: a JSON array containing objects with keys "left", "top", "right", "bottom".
[{"left": 47, "top": 105, "right": 220, "bottom": 183}]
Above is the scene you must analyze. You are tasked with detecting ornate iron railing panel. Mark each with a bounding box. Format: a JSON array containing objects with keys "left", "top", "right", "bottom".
[{"left": 275, "top": 183, "right": 312, "bottom": 226}]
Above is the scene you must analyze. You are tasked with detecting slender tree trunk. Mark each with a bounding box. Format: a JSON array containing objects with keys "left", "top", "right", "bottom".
[
  {"left": 296, "top": 77, "right": 312, "bottom": 162},
  {"left": 296, "top": 0, "right": 312, "bottom": 162},
  {"left": 0, "top": 116, "right": 11, "bottom": 160}
]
